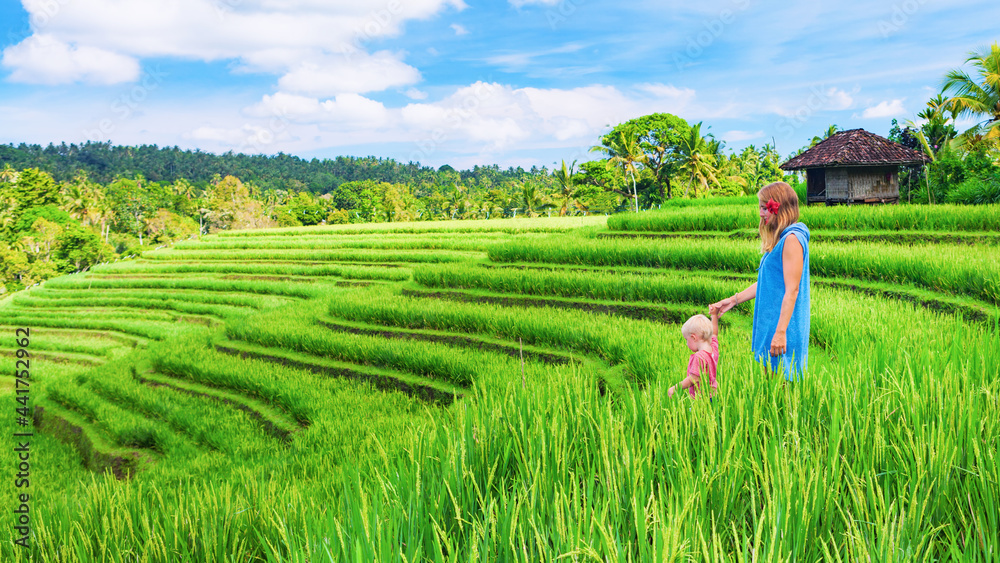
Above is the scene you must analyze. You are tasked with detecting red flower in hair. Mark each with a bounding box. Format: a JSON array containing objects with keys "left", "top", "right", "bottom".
[{"left": 765, "top": 198, "right": 781, "bottom": 214}]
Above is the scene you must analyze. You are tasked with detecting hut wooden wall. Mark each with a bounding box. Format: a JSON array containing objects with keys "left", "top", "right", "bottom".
[
  {"left": 826, "top": 168, "right": 849, "bottom": 199},
  {"left": 848, "top": 166, "right": 898, "bottom": 200}
]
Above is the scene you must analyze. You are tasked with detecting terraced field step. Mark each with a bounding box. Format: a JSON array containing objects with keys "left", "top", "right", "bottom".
[
  {"left": 485, "top": 262, "right": 1000, "bottom": 323},
  {"left": 401, "top": 287, "right": 700, "bottom": 324},
  {"left": 0, "top": 347, "right": 106, "bottom": 365},
  {"left": 0, "top": 316, "right": 190, "bottom": 340},
  {"left": 135, "top": 370, "right": 302, "bottom": 443},
  {"left": 33, "top": 402, "right": 156, "bottom": 479},
  {"left": 22, "top": 288, "right": 301, "bottom": 307},
  {"left": 9, "top": 299, "right": 249, "bottom": 321},
  {"left": 599, "top": 229, "right": 1000, "bottom": 246},
  {"left": 0, "top": 326, "right": 148, "bottom": 348},
  {"left": 214, "top": 338, "right": 463, "bottom": 404},
  {"left": 142, "top": 248, "right": 483, "bottom": 264},
  {"left": 317, "top": 316, "right": 582, "bottom": 365},
  {"left": 81, "top": 273, "right": 386, "bottom": 287},
  {"left": 7, "top": 306, "right": 227, "bottom": 326}
]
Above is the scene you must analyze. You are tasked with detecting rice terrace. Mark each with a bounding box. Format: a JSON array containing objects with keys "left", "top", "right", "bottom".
[
  {"left": 2, "top": 200, "right": 999, "bottom": 560},
  {"left": 2, "top": 1, "right": 1000, "bottom": 560}
]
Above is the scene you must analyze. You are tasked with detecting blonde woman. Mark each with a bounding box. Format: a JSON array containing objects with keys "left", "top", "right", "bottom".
[{"left": 711, "top": 182, "right": 810, "bottom": 381}]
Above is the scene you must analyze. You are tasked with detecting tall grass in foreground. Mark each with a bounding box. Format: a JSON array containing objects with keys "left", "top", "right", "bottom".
[
  {"left": 609, "top": 204, "right": 1000, "bottom": 232},
  {"left": 267, "top": 311, "right": 1000, "bottom": 561}
]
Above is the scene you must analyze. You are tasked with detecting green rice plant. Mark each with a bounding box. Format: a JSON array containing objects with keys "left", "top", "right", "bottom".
[
  {"left": 609, "top": 203, "right": 1000, "bottom": 232},
  {"left": 0, "top": 312, "right": 184, "bottom": 340},
  {"left": 141, "top": 248, "right": 478, "bottom": 263},
  {"left": 213, "top": 215, "right": 608, "bottom": 237},
  {"left": 412, "top": 263, "right": 745, "bottom": 305},
  {"left": 78, "top": 358, "right": 288, "bottom": 457},
  {"left": 661, "top": 194, "right": 759, "bottom": 208},
  {"left": 42, "top": 368, "right": 199, "bottom": 459},
  {"left": 11, "top": 292, "right": 266, "bottom": 319},
  {"left": 598, "top": 228, "right": 1000, "bottom": 246},
  {"left": 325, "top": 286, "right": 718, "bottom": 385},
  {"left": 90, "top": 260, "right": 412, "bottom": 281},
  {"left": 488, "top": 237, "right": 1000, "bottom": 305},
  {"left": 276, "top": 296, "right": 1000, "bottom": 561},
  {"left": 226, "top": 299, "right": 556, "bottom": 389},
  {"left": 44, "top": 276, "right": 329, "bottom": 300},
  {"left": 172, "top": 234, "right": 537, "bottom": 252},
  {"left": 0, "top": 330, "right": 126, "bottom": 359}
]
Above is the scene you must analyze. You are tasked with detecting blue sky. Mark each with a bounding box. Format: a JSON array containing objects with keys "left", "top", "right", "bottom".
[{"left": 0, "top": 0, "right": 997, "bottom": 170}]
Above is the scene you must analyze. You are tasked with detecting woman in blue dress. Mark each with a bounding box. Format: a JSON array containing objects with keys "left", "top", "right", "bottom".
[{"left": 711, "top": 181, "right": 810, "bottom": 381}]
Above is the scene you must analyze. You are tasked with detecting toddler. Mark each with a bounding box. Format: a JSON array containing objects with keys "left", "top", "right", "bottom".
[{"left": 668, "top": 308, "right": 719, "bottom": 399}]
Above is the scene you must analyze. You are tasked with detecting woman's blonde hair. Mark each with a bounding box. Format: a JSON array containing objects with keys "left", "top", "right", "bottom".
[
  {"left": 758, "top": 182, "right": 800, "bottom": 253},
  {"left": 681, "top": 314, "right": 713, "bottom": 341}
]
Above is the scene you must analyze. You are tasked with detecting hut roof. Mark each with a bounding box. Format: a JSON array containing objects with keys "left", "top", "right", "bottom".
[{"left": 780, "top": 128, "right": 931, "bottom": 170}]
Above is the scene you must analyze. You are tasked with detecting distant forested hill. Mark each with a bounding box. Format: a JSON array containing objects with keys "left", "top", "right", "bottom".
[{"left": 0, "top": 142, "right": 540, "bottom": 192}]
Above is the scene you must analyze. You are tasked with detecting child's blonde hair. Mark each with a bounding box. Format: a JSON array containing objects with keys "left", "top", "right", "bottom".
[
  {"left": 682, "top": 314, "right": 712, "bottom": 341},
  {"left": 758, "top": 181, "right": 800, "bottom": 254}
]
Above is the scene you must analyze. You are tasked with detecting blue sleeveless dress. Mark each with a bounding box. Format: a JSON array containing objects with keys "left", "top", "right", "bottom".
[{"left": 751, "top": 222, "right": 810, "bottom": 381}]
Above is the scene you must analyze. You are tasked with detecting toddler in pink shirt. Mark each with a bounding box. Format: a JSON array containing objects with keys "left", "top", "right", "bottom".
[{"left": 668, "top": 308, "right": 719, "bottom": 399}]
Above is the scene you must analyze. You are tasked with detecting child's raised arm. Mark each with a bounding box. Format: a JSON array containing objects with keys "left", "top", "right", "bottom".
[
  {"left": 710, "top": 306, "right": 720, "bottom": 337},
  {"left": 668, "top": 375, "right": 696, "bottom": 398}
]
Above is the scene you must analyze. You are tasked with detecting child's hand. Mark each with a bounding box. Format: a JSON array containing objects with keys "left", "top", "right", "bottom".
[
  {"left": 667, "top": 385, "right": 676, "bottom": 398},
  {"left": 709, "top": 303, "right": 720, "bottom": 317}
]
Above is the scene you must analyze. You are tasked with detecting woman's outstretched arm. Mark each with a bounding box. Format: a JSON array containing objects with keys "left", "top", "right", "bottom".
[
  {"left": 770, "top": 235, "right": 804, "bottom": 356},
  {"left": 712, "top": 282, "right": 757, "bottom": 316}
]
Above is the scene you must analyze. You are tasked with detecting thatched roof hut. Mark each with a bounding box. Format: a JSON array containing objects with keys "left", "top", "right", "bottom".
[{"left": 780, "top": 128, "right": 931, "bottom": 205}]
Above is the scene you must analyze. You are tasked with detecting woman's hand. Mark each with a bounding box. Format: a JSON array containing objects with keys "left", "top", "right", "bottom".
[
  {"left": 770, "top": 331, "right": 787, "bottom": 356},
  {"left": 710, "top": 296, "right": 738, "bottom": 317}
]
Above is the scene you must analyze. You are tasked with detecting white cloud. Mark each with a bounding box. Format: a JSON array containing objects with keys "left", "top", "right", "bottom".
[
  {"left": 721, "top": 130, "right": 764, "bottom": 143},
  {"left": 861, "top": 99, "right": 907, "bottom": 118},
  {"left": 277, "top": 51, "right": 421, "bottom": 97},
  {"left": 2, "top": 0, "right": 464, "bottom": 84},
  {"left": 450, "top": 23, "right": 469, "bottom": 35},
  {"left": 247, "top": 92, "right": 389, "bottom": 127},
  {"left": 768, "top": 87, "right": 855, "bottom": 118},
  {"left": 484, "top": 43, "right": 586, "bottom": 71},
  {"left": 398, "top": 81, "right": 697, "bottom": 150},
  {"left": 2, "top": 34, "right": 139, "bottom": 85},
  {"left": 826, "top": 88, "right": 856, "bottom": 111},
  {"left": 405, "top": 88, "right": 429, "bottom": 100},
  {"left": 508, "top": 0, "right": 560, "bottom": 6}
]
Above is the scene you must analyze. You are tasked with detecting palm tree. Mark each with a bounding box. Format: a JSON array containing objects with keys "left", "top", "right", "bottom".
[
  {"left": 810, "top": 124, "right": 841, "bottom": 148},
  {"left": 172, "top": 178, "right": 196, "bottom": 200},
  {"left": 553, "top": 160, "right": 578, "bottom": 216},
  {"left": 591, "top": 127, "right": 647, "bottom": 213},
  {"left": 676, "top": 122, "right": 720, "bottom": 197},
  {"left": 520, "top": 182, "right": 545, "bottom": 217},
  {"left": 942, "top": 42, "right": 1000, "bottom": 142},
  {"left": 0, "top": 195, "right": 17, "bottom": 233},
  {"left": 0, "top": 164, "right": 17, "bottom": 184},
  {"left": 59, "top": 181, "right": 90, "bottom": 223}
]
